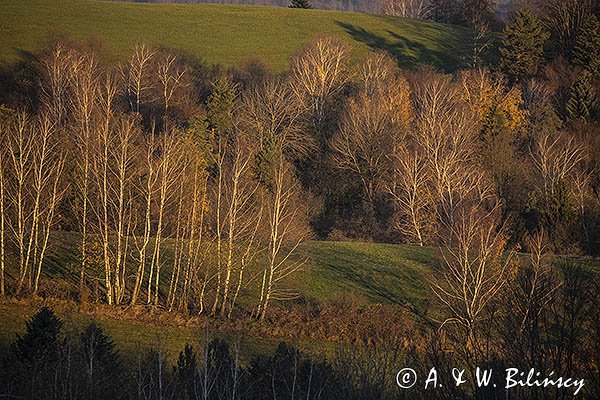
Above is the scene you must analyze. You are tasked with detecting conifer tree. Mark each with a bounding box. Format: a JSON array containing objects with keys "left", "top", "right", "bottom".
[
  {"left": 500, "top": 8, "right": 549, "bottom": 82},
  {"left": 13, "top": 307, "right": 63, "bottom": 365},
  {"left": 567, "top": 71, "right": 597, "bottom": 122},
  {"left": 289, "top": 0, "right": 313, "bottom": 9},
  {"left": 573, "top": 14, "right": 600, "bottom": 76}
]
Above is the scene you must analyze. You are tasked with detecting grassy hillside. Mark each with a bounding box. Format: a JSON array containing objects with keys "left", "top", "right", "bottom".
[
  {"left": 0, "top": 240, "right": 436, "bottom": 365},
  {"left": 0, "top": 0, "right": 468, "bottom": 71},
  {"left": 10, "top": 233, "right": 436, "bottom": 309},
  {"left": 1, "top": 238, "right": 598, "bottom": 364}
]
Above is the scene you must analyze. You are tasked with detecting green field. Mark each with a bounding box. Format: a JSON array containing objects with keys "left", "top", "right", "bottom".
[
  {"left": 19, "top": 234, "right": 438, "bottom": 309},
  {"left": 0, "top": 0, "right": 468, "bottom": 71},
  {"left": 0, "top": 240, "right": 436, "bottom": 364}
]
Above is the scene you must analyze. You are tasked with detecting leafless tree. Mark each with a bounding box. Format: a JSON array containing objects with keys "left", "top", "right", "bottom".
[
  {"left": 545, "top": 0, "right": 593, "bottom": 56},
  {"left": 110, "top": 116, "right": 139, "bottom": 305},
  {"left": 386, "top": 145, "right": 432, "bottom": 246},
  {"left": 331, "top": 91, "right": 397, "bottom": 204},
  {"left": 121, "top": 43, "right": 156, "bottom": 114},
  {"left": 382, "top": 0, "right": 431, "bottom": 19},
  {"left": 5, "top": 112, "right": 66, "bottom": 296},
  {"left": 240, "top": 78, "right": 312, "bottom": 159},
  {"left": 332, "top": 52, "right": 411, "bottom": 205},
  {"left": 218, "top": 134, "right": 260, "bottom": 317},
  {"left": 530, "top": 132, "right": 587, "bottom": 197},
  {"left": 68, "top": 48, "right": 100, "bottom": 299},
  {"left": 289, "top": 37, "right": 349, "bottom": 133},
  {"left": 39, "top": 43, "right": 74, "bottom": 123},
  {"left": 92, "top": 74, "right": 119, "bottom": 305},
  {"left": 468, "top": 16, "right": 493, "bottom": 68},
  {"left": 156, "top": 51, "right": 188, "bottom": 128},
  {"left": 432, "top": 199, "right": 516, "bottom": 351},
  {"left": 180, "top": 145, "right": 209, "bottom": 314},
  {"left": 147, "top": 130, "right": 183, "bottom": 306},
  {"left": 411, "top": 71, "right": 483, "bottom": 218},
  {"left": 235, "top": 77, "right": 312, "bottom": 320},
  {"left": 131, "top": 130, "right": 159, "bottom": 305},
  {"left": 256, "top": 159, "right": 308, "bottom": 321},
  {"left": 5, "top": 112, "right": 33, "bottom": 295},
  {"left": 0, "top": 111, "right": 8, "bottom": 296},
  {"left": 517, "top": 232, "right": 562, "bottom": 333}
]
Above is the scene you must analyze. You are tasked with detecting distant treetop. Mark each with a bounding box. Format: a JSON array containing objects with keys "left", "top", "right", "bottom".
[{"left": 289, "top": 0, "right": 313, "bottom": 9}]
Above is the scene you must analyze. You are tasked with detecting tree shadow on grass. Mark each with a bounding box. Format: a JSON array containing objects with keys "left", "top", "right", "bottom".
[
  {"left": 308, "top": 244, "right": 430, "bottom": 311},
  {"left": 336, "top": 21, "right": 463, "bottom": 72}
]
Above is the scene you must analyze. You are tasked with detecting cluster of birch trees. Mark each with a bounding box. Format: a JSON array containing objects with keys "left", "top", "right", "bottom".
[{"left": 0, "top": 43, "right": 312, "bottom": 319}]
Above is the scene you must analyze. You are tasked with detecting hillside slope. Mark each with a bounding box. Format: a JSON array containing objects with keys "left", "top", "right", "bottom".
[
  {"left": 0, "top": 0, "right": 468, "bottom": 71},
  {"left": 9, "top": 234, "right": 436, "bottom": 309}
]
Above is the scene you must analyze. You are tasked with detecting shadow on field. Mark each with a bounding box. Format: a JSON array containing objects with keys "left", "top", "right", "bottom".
[{"left": 336, "top": 21, "right": 461, "bottom": 72}]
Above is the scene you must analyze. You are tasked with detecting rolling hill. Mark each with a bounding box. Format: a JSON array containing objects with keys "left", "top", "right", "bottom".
[
  {"left": 0, "top": 239, "right": 436, "bottom": 364},
  {"left": 0, "top": 0, "right": 468, "bottom": 71}
]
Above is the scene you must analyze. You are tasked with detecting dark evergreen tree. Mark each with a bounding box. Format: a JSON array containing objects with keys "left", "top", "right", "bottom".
[
  {"left": 175, "top": 344, "right": 199, "bottom": 400},
  {"left": 247, "top": 342, "right": 339, "bottom": 400},
  {"left": 13, "top": 307, "right": 63, "bottom": 365},
  {"left": 500, "top": 8, "right": 550, "bottom": 82},
  {"left": 289, "top": 0, "right": 313, "bottom": 8},
  {"left": 206, "top": 78, "right": 237, "bottom": 135},
  {"left": 567, "top": 71, "right": 597, "bottom": 121},
  {"left": 573, "top": 14, "right": 600, "bottom": 76},
  {"left": 80, "top": 323, "right": 123, "bottom": 400},
  {"left": 10, "top": 307, "right": 69, "bottom": 400}
]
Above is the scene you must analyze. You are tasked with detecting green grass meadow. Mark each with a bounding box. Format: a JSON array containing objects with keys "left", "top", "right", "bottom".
[
  {"left": 0, "top": 237, "right": 435, "bottom": 363},
  {"left": 0, "top": 0, "right": 468, "bottom": 71}
]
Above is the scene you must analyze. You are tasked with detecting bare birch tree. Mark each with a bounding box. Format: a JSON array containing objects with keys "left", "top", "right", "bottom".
[
  {"left": 147, "top": 130, "right": 182, "bottom": 306},
  {"left": 432, "top": 199, "right": 516, "bottom": 351},
  {"left": 39, "top": 43, "right": 74, "bottom": 124},
  {"left": 131, "top": 130, "right": 159, "bottom": 305},
  {"left": 382, "top": 0, "right": 431, "bottom": 18},
  {"left": 92, "top": 74, "right": 118, "bottom": 305},
  {"left": 530, "top": 132, "right": 587, "bottom": 197},
  {"left": 5, "top": 112, "right": 65, "bottom": 295},
  {"left": 156, "top": 52, "right": 188, "bottom": 129},
  {"left": 257, "top": 159, "right": 308, "bottom": 321},
  {"left": 218, "top": 134, "right": 260, "bottom": 317},
  {"left": 68, "top": 49, "right": 100, "bottom": 299},
  {"left": 109, "top": 116, "right": 139, "bottom": 305},
  {"left": 121, "top": 43, "right": 156, "bottom": 114},
  {"left": 5, "top": 112, "right": 33, "bottom": 295},
  {"left": 0, "top": 110, "right": 8, "bottom": 296},
  {"left": 290, "top": 37, "right": 349, "bottom": 133},
  {"left": 386, "top": 145, "right": 432, "bottom": 246},
  {"left": 411, "top": 71, "right": 482, "bottom": 219}
]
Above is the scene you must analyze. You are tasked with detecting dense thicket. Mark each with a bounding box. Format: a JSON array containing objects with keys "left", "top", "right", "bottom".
[{"left": 1, "top": 2, "right": 600, "bottom": 310}]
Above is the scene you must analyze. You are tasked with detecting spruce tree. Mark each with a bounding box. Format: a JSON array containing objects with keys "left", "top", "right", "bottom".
[
  {"left": 567, "top": 71, "right": 597, "bottom": 122},
  {"left": 12, "top": 307, "right": 63, "bottom": 365},
  {"left": 573, "top": 14, "right": 600, "bottom": 76},
  {"left": 289, "top": 0, "right": 313, "bottom": 9},
  {"left": 500, "top": 8, "right": 549, "bottom": 82}
]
